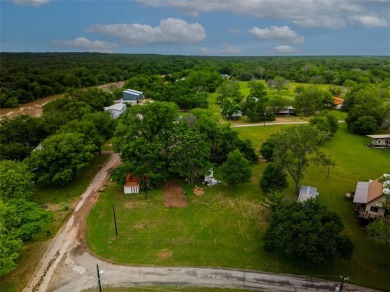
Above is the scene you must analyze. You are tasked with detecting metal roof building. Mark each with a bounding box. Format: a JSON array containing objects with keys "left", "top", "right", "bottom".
[
  {"left": 122, "top": 89, "right": 144, "bottom": 103},
  {"left": 298, "top": 186, "right": 319, "bottom": 202}
]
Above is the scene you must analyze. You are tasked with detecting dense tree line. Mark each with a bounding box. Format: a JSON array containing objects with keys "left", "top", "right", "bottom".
[
  {"left": 0, "top": 160, "right": 52, "bottom": 276},
  {"left": 0, "top": 88, "right": 117, "bottom": 185},
  {"left": 2, "top": 53, "right": 390, "bottom": 107}
]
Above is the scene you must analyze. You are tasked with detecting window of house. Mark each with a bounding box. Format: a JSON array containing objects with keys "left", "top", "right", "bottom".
[{"left": 370, "top": 206, "right": 379, "bottom": 213}]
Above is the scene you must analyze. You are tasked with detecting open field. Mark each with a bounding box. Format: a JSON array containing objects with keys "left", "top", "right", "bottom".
[
  {"left": 208, "top": 81, "right": 347, "bottom": 126},
  {"left": 87, "top": 124, "right": 390, "bottom": 291},
  {"left": 0, "top": 154, "right": 110, "bottom": 292}
]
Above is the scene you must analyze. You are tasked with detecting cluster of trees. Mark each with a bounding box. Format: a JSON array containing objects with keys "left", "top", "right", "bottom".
[
  {"left": 112, "top": 102, "right": 257, "bottom": 187},
  {"left": 219, "top": 80, "right": 275, "bottom": 121},
  {"left": 2, "top": 53, "right": 389, "bottom": 108},
  {"left": 258, "top": 123, "right": 354, "bottom": 263},
  {"left": 263, "top": 198, "right": 354, "bottom": 264},
  {"left": 0, "top": 88, "right": 118, "bottom": 276},
  {"left": 0, "top": 88, "right": 117, "bottom": 185},
  {"left": 344, "top": 85, "right": 389, "bottom": 135},
  {"left": 0, "top": 160, "right": 52, "bottom": 276},
  {"left": 121, "top": 70, "right": 223, "bottom": 111},
  {"left": 260, "top": 125, "right": 330, "bottom": 195},
  {"left": 259, "top": 120, "right": 337, "bottom": 196}
]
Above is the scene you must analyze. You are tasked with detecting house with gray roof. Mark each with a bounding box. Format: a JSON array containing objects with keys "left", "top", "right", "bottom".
[{"left": 353, "top": 174, "right": 389, "bottom": 218}]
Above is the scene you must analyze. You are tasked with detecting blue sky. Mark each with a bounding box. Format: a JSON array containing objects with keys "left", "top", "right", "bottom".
[{"left": 1, "top": 0, "right": 390, "bottom": 55}]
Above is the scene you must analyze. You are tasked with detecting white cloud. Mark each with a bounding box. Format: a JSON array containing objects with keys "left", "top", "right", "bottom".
[
  {"left": 86, "top": 18, "right": 206, "bottom": 45},
  {"left": 274, "top": 45, "right": 298, "bottom": 54},
  {"left": 137, "top": 0, "right": 390, "bottom": 29},
  {"left": 349, "top": 15, "right": 389, "bottom": 27},
  {"left": 200, "top": 46, "right": 241, "bottom": 55},
  {"left": 249, "top": 26, "right": 304, "bottom": 43},
  {"left": 51, "top": 37, "right": 118, "bottom": 53},
  {"left": 11, "top": 0, "right": 49, "bottom": 6}
]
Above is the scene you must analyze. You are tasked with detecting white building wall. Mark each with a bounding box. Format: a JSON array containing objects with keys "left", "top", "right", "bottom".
[
  {"left": 124, "top": 185, "right": 140, "bottom": 194},
  {"left": 365, "top": 197, "right": 386, "bottom": 217}
]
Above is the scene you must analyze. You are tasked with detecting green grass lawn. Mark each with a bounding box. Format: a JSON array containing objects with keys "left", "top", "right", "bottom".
[
  {"left": 0, "top": 154, "right": 110, "bottom": 292},
  {"left": 87, "top": 124, "right": 390, "bottom": 291}
]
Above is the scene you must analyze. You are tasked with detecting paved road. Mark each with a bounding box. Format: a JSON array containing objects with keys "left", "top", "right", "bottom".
[
  {"left": 24, "top": 152, "right": 374, "bottom": 292},
  {"left": 231, "top": 120, "right": 345, "bottom": 128}
]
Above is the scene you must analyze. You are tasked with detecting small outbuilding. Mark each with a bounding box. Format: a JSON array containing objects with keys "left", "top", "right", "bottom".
[
  {"left": 367, "top": 134, "right": 390, "bottom": 148},
  {"left": 124, "top": 174, "right": 140, "bottom": 194},
  {"left": 298, "top": 186, "right": 319, "bottom": 203}
]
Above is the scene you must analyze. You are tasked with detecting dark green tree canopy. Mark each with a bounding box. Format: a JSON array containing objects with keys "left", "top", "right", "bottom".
[
  {"left": 66, "top": 87, "right": 114, "bottom": 111},
  {"left": 168, "top": 124, "right": 212, "bottom": 185},
  {"left": 27, "top": 132, "right": 95, "bottom": 186},
  {"left": 0, "top": 115, "right": 47, "bottom": 161},
  {"left": 0, "top": 160, "right": 35, "bottom": 201},
  {"left": 221, "top": 149, "right": 252, "bottom": 185},
  {"left": 260, "top": 162, "right": 288, "bottom": 194},
  {"left": 309, "top": 111, "right": 339, "bottom": 139},
  {"left": 264, "top": 200, "right": 354, "bottom": 264},
  {"left": 272, "top": 125, "right": 325, "bottom": 196},
  {"left": 294, "top": 86, "right": 332, "bottom": 116}
]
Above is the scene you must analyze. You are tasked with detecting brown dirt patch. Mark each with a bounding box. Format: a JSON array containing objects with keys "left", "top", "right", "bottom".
[
  {"left": 193, "top": 186, "right": 204, "bottom": 196},
  {"left": 124, "top": 201, "right": 136, "bottom": 209},
  {"left": 163, "top": 181, "right": 188, "bottom": 208},
  {"left": 157, "top": 249, "right": 172, "bottom": 259}
]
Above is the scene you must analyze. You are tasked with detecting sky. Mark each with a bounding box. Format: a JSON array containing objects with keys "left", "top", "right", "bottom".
[{"left": 1, "top": 0, "right": 390, "bottom": 56}]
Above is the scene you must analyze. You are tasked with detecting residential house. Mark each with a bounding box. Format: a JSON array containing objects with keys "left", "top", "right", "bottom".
[
  {"left": 298, "top": 186, "right": 319, "bottom": 203},
  {"left": 124, "top": 174, "right": 140, "bottom": 194},
  {"left": 367, "top": 134, "right": 390, "bottom": 148},
  {"left": 277, "top": 106, "right": 295, "bottom": 115},
  {"left": 103, "top": 103, "right": 126, "bottom": 119},
  {"left": 353, "top": 174, "right": 389, "bottom": 218},
  {"left": 333, "top": 97, "right": 345, "bottom": 110}
]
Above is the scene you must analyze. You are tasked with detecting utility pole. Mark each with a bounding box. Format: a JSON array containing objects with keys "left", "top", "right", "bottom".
[
  {"left": 112, "top": 205, "right": 118, "bottom": 236},
  {"left": 96, "top": 264, "right": 102, "bottom": 292},
  {"left": 143, "top": 174, "right": 148, "bottom": 200}
]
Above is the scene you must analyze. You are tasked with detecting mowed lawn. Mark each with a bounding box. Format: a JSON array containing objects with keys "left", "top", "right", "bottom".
[{"left": 87, "top": 124, "right": 390, "bottom": 291}]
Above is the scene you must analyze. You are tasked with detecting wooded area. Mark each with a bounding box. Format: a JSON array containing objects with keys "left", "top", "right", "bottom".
[{"left": 1, "top": 53, "right": 390, "bottom": 107}]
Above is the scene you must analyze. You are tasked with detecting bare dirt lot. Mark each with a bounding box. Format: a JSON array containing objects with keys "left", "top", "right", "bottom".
[{"left": 163, "top": 181, "right": 189, "bottom": 208}]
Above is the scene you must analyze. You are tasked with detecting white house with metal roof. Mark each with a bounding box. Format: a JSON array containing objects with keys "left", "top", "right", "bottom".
[
  {"left": 367, "top": 134, "right": 390, "bottom": 148},
  {"left": 104, "top": 103, "right": 126, "bottom": 119},
  {"left": 353, "top": 174, "right": 389, "bottom": 218}
]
